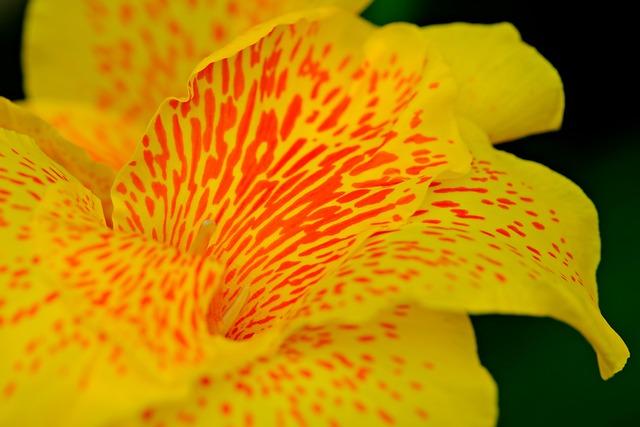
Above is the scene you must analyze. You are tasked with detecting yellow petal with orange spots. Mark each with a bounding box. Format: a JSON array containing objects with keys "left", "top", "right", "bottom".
[
  {"left": 21, "top": 99, "right": 140, "bottom": 170},
  {"left": 0, "top": 98, "right": 115, "bottom": 220},
  {"left": 423, "top": 23, "right": 564, "bottom": 143},
  {"left": 0, "top": 127, "right": 281, "bottom": 426},
  {"left": 110, "top": 9, "right": 470, "bottom": 339},
  {"left": 23, "top": 0, "right": 372, "bottom": 135},
  {"left": 299, "top": 119, "right": 628, "bottom": 380},
  {"left": 119, "top": 306, "right": 497, "bottom": 427},
  {"left": 0, "top": 127, "right": 117, "bottom": 425}
]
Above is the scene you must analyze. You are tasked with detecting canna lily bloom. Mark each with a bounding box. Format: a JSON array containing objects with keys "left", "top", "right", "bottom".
[{"left": 0, "top": 3, "right": 629, "bottom": 427}]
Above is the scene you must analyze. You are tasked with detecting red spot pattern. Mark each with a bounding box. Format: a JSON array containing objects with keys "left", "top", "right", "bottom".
[
  {"left": 134, "top": 305, "right": 494, "bottom": 426},
  {"left": 301, "top": 151, "right": 589, "bottom": 316},
  {"left": 0, "top": 130, "right": 230, "bottom": 415},
  {"left": 293, "top": 136, "right": 621, "bottom": 377},
  {"left": 36, "top": 212, "right": 226, "bottom": 368},
  {"left": 2, "top": 129, "right": 289, "bottom": 427},
  {"left": 112, "top": 15, "right": 466, "bottom": 339},
  {"left": 412, "top": 153, "right": 592, "bottom": 297},
  {"left": 0, "top": 130, "right": 129, "bottom": 414},
  {"left": 6, "top": 6, "right": 625, "bottom": 421}
]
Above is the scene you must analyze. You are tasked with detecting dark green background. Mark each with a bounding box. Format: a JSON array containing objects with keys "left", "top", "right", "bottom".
[{"left": 1, "top": 0, "right": 638, "bottom": 424}]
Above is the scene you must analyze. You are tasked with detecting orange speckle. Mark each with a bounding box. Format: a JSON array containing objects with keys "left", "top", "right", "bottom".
[
  {"left": 220, "top": 402, "right": 232, "bottom": 416},
  {"left": 3, "top": 382, "right": 16, "bottom": 397},
  {"left": 378, "top": 409, "right": 395, "bottom": 425}
]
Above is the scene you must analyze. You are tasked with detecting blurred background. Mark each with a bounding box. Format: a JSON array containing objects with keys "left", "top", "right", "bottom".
[{"left": 1, "top": 0, "right": 638, "bottom": 424}]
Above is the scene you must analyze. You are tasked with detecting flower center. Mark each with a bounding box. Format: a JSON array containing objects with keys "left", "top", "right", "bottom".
[
  {"left": 189, "top": 219, "right": 250, "bottom": 337},
  {"left": 190, "top": 219, "right": 216, "bottom": 256}
]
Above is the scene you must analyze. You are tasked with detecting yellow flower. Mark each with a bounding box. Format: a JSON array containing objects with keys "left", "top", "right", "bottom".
[{"left": 0, "top": 2, "right": 628, "bottom": 427}]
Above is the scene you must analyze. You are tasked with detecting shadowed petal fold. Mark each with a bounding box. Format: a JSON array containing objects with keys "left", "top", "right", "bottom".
[
  {"left": 0, "top": 98, "right": 114, "bottom": 217},
  {"left": 20, "top": 99, "right": 141, "bottom": 170}
]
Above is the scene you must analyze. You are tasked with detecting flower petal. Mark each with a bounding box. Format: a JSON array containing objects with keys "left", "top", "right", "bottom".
[
  {"left": 111, "top": 10, "right": 470, "bottom": 338},
  {"left": 123, "top": 305, "right": 497, "bottom": 427},
  {"left": 423, "top": 23, "right": 564, "bottom": 143},
  {"left": 300, "top": 119, "right": 628, "bottom": 380},
  {"left": 0, "top": 127, "right": 280, "bottom": 426},
  {"left": 0, "top": 127, "right": 119, "bottom": 425},
  {"left": 21, "top": 99, "right": 140, "bottom": 170},
  {"left": 0, "top": 98, "right": 114, "bottom": 216},
  {"left": 23, "top": 0, "right": 372, "bottom": 127}
]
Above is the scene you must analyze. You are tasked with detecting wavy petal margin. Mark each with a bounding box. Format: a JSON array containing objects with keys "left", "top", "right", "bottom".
[
  {"left": 297, "top": 119, "right": 628, "bottom": 380},
  {"left": 423, "top": 23, "right": 564, "bottom": 143}
]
